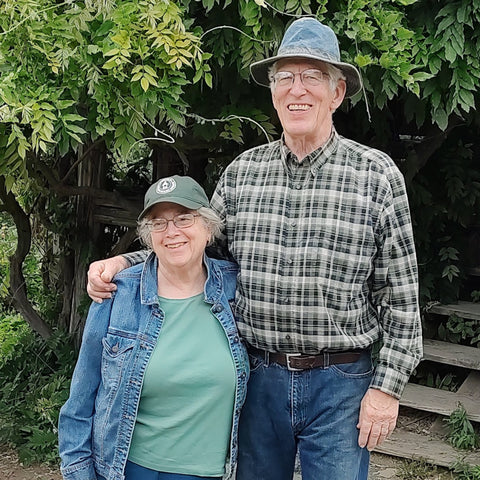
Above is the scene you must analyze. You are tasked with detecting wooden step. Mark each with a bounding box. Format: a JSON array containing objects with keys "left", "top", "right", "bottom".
[
  {"left": 430, "top": 371, "right": 480, "bottom": 436},
  {"left": 400, "top": 383, "right": 480, "bottom": 422},
  {"left": 427, "top": 301, "right": 480, "bottom": 321},
  {"left": 423, "top": 339, "right": 480, "bottom": 370},
  {"left": 374, "top": 428, "right": 480, "bottom": 468}
]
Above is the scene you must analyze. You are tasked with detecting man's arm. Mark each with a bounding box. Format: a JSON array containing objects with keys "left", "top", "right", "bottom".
[
  {"left": 357, "top": 164, "right": 423, "bottom": 450},
  {"left": 87, "top": 251, "right": 149, "bottom": 303},
  {"left": 370, "top": 166, "right": 423, "bottom": 397}
]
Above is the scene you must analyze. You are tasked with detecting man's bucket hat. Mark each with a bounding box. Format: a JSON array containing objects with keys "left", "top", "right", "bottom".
[
  {"left": 139, "top": 175, "right": 210, "bottom": 220},
  {"left": 250, "top": 17, "right": 362, "bottom": 98}
]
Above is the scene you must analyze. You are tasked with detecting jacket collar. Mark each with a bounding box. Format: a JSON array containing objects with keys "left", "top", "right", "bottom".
[{"left": 140, "top": 252, "right": 222, "bottom": 305}]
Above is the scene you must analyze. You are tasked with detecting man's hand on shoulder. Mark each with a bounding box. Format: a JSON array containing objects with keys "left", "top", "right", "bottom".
[
  {"left": 357, "top": 388, "right": 399, "bottom": 451},
  {"left": 87, "top": 256, "right": 129, "bottom": 303}
]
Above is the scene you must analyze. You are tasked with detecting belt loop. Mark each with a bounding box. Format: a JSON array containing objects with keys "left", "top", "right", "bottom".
[
  {"left": 264, "top": 350, "right": 270, "bottom": 367},
  {"left": 323, "top": 351, "right": 329, "bottom": 367}
]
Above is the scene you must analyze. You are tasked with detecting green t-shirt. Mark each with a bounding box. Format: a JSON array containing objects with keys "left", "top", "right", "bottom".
[{"left": 128, "top": 293, "right": 236, "bottom": 476}]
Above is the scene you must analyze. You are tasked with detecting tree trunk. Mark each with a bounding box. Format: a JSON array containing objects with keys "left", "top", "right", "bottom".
[{"left": 68, "top": 144, "right": 106, "bottom": 342}]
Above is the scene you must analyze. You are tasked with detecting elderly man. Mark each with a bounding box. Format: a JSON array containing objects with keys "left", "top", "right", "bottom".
[{"left": 87, "top": 17, "right": 422, "bottom": 480}]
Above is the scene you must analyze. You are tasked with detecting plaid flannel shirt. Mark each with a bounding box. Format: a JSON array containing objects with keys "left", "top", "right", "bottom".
[
  {"left": 125, "top": 130, "right": 422, "bottom": 398},
  {"left": 210, "top": 130, "right": 422, "bottom": 398}
]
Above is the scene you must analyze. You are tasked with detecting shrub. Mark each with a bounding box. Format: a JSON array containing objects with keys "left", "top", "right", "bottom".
[{"left": 0, "top": 316, "right": 75, "bottom": 464}]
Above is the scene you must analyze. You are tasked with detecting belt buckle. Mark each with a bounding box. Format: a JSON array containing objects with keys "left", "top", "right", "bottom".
[{"left": 285, "top": 353, "right": 303, "bottom": 371}]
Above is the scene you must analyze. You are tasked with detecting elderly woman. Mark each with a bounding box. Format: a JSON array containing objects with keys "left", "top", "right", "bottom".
[{"left": 58, "top": 175, "right": 249, "bottom": 480}]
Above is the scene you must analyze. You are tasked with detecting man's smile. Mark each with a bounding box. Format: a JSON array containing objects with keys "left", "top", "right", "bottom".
[{"left": 288, "top": 103, "right": 311, "bottom": 111}]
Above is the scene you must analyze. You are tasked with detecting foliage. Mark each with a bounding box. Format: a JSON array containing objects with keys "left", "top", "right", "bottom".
[
  {"left": 413, "top": 361, "right": 462, "bottom": 392},
  {"left": 452, "top": 462, "right": 480, "bottom": 480},
  {"left": 0, "top": 0, "right": 210, "bottom": 186},
  {"left": 0, "top": 319, "right": 75, "bottom": 464},
  {"left": 434, "top": 314, "right": 480, "bottom": 348},
  {"left": 445, "top": 404, "right": 480, "bottom": 451},
  {"left": 407, "top": 132, "right": 480, "bottom": 304},
  {"left": 397, "top": 458, "right": 443, "bottom": 480},
  {"left": 0, "top": 213, "right": 15, "bottom": 303}
]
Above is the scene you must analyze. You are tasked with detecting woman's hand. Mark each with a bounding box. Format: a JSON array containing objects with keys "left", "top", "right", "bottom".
[{"left": 87, "top": 256, "right": 128, "bottom": 303}]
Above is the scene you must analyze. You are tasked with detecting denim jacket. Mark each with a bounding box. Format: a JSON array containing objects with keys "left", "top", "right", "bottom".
[{"left": 59, "top": 253, "right": 249, "bottom": 480}]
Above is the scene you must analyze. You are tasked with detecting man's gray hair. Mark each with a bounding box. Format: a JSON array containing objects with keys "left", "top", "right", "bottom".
[{"left": 137, "top": 206, "right": 223, "bottom": 249}]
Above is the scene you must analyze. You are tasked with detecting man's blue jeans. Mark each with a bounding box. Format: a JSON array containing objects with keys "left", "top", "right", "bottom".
[{"left": 236, "top": 349, "right": 373, "bottom": 480}]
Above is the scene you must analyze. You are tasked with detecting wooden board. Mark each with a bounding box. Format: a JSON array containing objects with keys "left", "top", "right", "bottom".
[
  {"left": 400, "top": 383, "right": 480, "bottom": 422},
  {"left": 374, "top": 428, "right": 480, "bottom": 467},
  {"left": 423, "top": 339, "right": 480, "bottom": 370},
  {"left": 428, "top": 301, "right": 480, "bottom": 321},
  {"left": 430, "top": 371, "right": 480, "bottom": 436}
]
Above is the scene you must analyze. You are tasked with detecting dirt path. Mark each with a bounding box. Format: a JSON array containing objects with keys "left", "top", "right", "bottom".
[{"left": 0, "top": 448, "right": 62, "bottom": 480}]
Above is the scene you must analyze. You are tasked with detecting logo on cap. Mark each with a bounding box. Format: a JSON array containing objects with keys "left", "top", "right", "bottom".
[{"left": 156, "top": 177, "right": 176, "bottom": 194}]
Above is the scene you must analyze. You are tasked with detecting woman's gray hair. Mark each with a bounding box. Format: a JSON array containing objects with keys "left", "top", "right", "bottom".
[
  {"left": 137, "top": 206, "right": 223, "bottom": 249},
  {"left": 268, "top": 61, "right": 346, "bottom": 93}
]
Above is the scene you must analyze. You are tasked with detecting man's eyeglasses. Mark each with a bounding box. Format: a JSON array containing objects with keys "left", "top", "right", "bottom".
[
  {"left": 146, "top": 213, "right": 200, "bottom": 232},
  {"left": 270, "top": 69, "right": 330, "bottom": 88}
]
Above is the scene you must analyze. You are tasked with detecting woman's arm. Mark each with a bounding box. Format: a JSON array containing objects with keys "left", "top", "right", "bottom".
[{"left": 58, "top": 299, "right": 114, "bottom": 479}]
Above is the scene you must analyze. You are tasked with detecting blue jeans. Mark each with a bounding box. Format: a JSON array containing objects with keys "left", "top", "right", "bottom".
[
  {"left": 236, "top": 350, "right": 373, "bottom": 480},
  {"left": 123, "top": 461, "right": 221, "bottom": 480}
]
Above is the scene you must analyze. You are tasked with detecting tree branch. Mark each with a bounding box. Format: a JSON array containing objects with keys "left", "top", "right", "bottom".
[{"left": 0, "top": 176, "right": 52, "bottom": 339}]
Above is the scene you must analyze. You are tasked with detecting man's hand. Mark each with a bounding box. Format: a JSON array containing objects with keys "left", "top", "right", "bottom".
[
  {"left": 87, "top": 256, "right": 129, "bottom": 303},
  {"left": 357, "top": 388, "right": 399, "bottom": 451}
]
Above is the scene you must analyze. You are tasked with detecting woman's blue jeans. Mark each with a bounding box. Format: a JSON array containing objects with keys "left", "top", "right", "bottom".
[
  {"left": 236, "top": 349, "right": 373, "bottom": 480},
  {"left": 123, "top": 461, "right": 221, "bottom": 480}
]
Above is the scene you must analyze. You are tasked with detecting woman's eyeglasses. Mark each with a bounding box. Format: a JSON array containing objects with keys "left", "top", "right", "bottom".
[{"left": 146, "top": 213, "right": 199, "bottom": 232}]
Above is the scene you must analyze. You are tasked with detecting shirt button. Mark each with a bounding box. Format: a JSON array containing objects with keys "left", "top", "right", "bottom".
[
  {"left": 112, "top": 344, "right": 119, "bottom": 353},
  {"left": 287, "top": 258, "right": 293, "bottom": 264},
  {"left": 213, "top": 304, "right": 224, "bottom": 313},
  {"left": 286, "top": 335, "right": 291, "bottom": 340},
  {"left": 296, "top": 183, "right": 302, "bottom": 189},
  {"left": 283, "top": 297, "right": 289, "bottom": 304},
  {"left": 290, "top": 221, "right": 297, "bottom": 227}
]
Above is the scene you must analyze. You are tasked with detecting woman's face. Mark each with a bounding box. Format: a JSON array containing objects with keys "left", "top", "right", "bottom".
[{"left": 148, "top": 202, "right": 209, "bottom": 272}]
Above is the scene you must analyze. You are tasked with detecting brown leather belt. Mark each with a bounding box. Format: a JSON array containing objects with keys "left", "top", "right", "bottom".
[{"left": 248, "top": 345, "right": 363, "bottom": 371}]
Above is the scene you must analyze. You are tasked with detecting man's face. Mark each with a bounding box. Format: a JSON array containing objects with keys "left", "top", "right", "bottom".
[{"left": 271, "top": 59, "right": 346, "bottom": 150}]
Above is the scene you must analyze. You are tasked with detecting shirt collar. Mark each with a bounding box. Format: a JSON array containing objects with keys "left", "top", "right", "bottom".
[{"left": 280, "top": 129, "right": 339, "bottom": 176}]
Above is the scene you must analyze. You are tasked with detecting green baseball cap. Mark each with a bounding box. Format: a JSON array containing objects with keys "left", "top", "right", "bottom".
[{"left": 138, "top": 175, "right": 210, "bottom": 220}]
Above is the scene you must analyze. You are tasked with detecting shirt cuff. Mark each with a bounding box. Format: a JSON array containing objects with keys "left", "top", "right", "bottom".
[
  {"left": 61, "top": 459, "right": 96, "bottom": 480},
  {"left": 122, "top": 250, "right": 149, "bottom": 267},
  {"left": 370, "top": 364, "right": 411, "bottom": 399}
]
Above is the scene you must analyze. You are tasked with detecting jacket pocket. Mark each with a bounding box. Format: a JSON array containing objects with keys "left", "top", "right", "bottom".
[{"left": 101, "top": 334, "right": 136, "bottom": 391}]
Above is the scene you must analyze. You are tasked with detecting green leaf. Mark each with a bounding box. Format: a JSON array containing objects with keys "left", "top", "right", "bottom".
[
  {"left": 140, "top": 77, "right": 149, "bottom": 92},
  {"left": 434, "top": 107, "right": 448, "bottom": 130},
  {"left": 62, "top": 114, "right": 85, "bottom": 122},
  {"left": 65, "top": 124, "right": 87, "bottom": 135},
  {"left": 412, "top": 72, "right": 434, "bottom": 82},
  {"left": 95, "top": 20, "right": 115, "bottom": 37}
]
